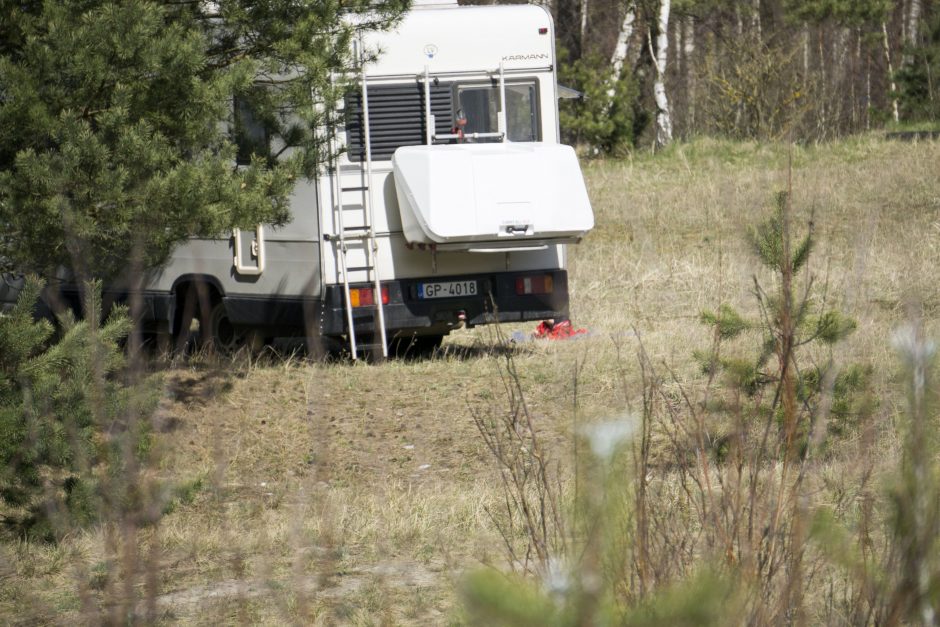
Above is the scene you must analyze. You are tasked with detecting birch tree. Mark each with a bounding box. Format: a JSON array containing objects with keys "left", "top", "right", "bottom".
[
  {"left": 651, "top": 0, "right": 673, "bottom": 146},
  {"left": 904, "top": 0, "right": 923, "bottom": 66},
  {"left": 581, "top": 0, "right": 589, "bottom": 46},
  {"left": 884, "top": 21, "right": 901, "bottom": 122},
  {"left": 684, "top": 17, "right": 696, "bottom": 129},
  {"left": 607, "top": 0, "right": 637, "bottom": 99}
]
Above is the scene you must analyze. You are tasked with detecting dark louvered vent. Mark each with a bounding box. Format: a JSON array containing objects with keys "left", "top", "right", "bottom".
[{"left": 345, "top": 83, "right": 453, "bottom": 162}]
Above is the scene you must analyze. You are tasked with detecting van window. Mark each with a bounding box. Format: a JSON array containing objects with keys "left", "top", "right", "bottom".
[
  {"left": 234, "top": 95, "right": 271, "bottom": 166},
  {"left": 456, "top": 82, "right": 539, "bottom": 142}
]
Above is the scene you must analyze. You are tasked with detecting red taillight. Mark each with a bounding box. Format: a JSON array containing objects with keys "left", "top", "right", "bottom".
[
  {"left": 515, "top": 275, "right": 554, "bottom": 295},
  {"left": 350, "top": 286, "right": 389, "bottom": 308}
]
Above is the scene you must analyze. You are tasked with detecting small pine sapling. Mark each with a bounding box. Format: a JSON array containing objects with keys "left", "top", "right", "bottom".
[
  {"left": 0, "top": 277, "right": 160, "bottom": 540},
  {"left": 695, "top": 191, "right": 869, "bottom": 458}
]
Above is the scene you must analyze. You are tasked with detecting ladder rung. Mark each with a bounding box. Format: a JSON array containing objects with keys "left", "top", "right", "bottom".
[
  {"left": 346, "top": 266, "right": 374, "bottom": 272},
  {"left": 341, "top": 186, "right": 368, "bottom": 192},
  {"left": 323, "top": 232, "right": 373, "bottom": 241}
]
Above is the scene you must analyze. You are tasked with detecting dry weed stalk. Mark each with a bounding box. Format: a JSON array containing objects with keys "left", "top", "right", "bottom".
[{"left": 470, "top": 323, "right": 567, "bottom": 577}]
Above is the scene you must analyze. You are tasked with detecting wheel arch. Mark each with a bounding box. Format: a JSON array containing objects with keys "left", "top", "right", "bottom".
[{"left": 168, "top": 274, "right": 226, "bottom": 336}]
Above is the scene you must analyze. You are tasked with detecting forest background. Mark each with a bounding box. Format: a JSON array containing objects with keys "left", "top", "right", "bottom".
[{"left": 518, "top": 0, "right": 940, "bottom": 150}]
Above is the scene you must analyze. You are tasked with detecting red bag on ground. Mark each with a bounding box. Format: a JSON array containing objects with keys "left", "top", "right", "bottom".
[{"left": 532, "top": 319, "right": 587, "bottom": 340}]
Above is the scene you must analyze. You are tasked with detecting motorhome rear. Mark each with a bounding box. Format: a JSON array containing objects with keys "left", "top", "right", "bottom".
[{"left": 4, "top": 2, "right": 594, "bottom": 358}]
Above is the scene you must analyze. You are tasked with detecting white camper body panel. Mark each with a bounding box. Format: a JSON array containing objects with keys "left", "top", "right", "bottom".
[
  {"left": 357, "top": 4, "right": 554, "bottom": 77},
  {"left": 144, "top": 179, "right": 323, "bottom": 297}
]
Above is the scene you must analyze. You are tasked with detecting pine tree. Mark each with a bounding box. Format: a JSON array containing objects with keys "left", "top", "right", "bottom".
[
  {"left": 695, "top": 191, "right": 866, "bottom": 456},
  {"left": 0, "top": 276, "right": 159, "bottom": 538},
  {"left": 0, "top": 0, "right": 406, "bottom": 281}
]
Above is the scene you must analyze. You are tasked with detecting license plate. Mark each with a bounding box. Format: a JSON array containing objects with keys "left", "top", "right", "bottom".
[{"left": 417, "top": 280, "right": 478, "bottom": 299}]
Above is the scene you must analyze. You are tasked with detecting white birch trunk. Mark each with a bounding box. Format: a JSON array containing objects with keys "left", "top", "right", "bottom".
[
  {"left": 904, "top": 0, "right": 922, "bottom": 66},
  {"left": 853, "top": 29, "right": 861, "bottom": 128},
  {"left": 674, "top": 18, "right": 682, "bottom": 77},
  {"left": 752, "top": 0, "right": 761, "bottom": 40},
  {"left": 883, "top": 21, "right": 900, "bottom": 122},
  {"left": 902, "top": 0, "right": 908, "bottom": 45},
  {"left": 866, "top": 52, "right": 872, "bottom": 130},
  {"left": 580, "top": 0, "right": 588, "bottom": 47},
  {"left": 835, "top": 27, "right": 848, "bottom": 88},
  {"left": 684, "top": 17, "right": 695, "bottom": 130},
  {"left": 652, "top": 0, "right": 673, "bottom": 146},
  {"left": 607, "top": 1, "right": 636, "bottom": 99},
  {"left": 802, "top": 24, "right": 809, "bottom": 76}
]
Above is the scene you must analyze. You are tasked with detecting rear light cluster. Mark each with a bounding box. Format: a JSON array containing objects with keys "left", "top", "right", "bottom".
[
  {"left": 515, "top": 274, "right": 554, "bottom": 295},
  {"left": 350, "top": 286, "right": 389, "bottom": 307}
]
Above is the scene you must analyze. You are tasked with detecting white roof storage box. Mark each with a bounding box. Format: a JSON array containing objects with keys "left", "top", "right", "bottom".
[{"left": 392, "top": 143, "right": 594, "bottom": 250}]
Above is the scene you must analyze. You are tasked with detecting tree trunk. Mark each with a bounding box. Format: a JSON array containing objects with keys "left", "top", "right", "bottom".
[
  {"left": 835, "top": 27, "right": 848, "bottom": 129},
  {"left": 580, "top": 0, "right": 589, "bottom": 49},
  {"left": 802, "top": 23, "right": 809, "bottom": 77},
  {"left": 684, "top": 17, "right": 695, "bottom": 132},
  {"left": 819, "top": 29, "right": 827, "bottom": 132},
  {"left": 751, "top": 0, "right": 761, "bottom": 41},
  {"left": 901, "top": 0, "right": 908, "bottom": 45},
  {"left": 607, "top": 1, "right": 636, "bottom": 99},
  {"left": 674, "top": 15, "right": 682, "bottom": 77},
  {"left": 853, "top": 28, "right": 861, "bottom": 129},
  {"left": 883, "top": 21, "right": 900, "bottom": 122},
  {"left": 555, "top": 0, "right": 582, "bottom": 60},
  {"left": 651, "top": 0, "right": 673, "bottom": 147},
  {"left": 866, "top": 50, "right": 872, "bottom": 130},
  {"left": 904, "top": 0, "right": 922, "bottom": 67}
]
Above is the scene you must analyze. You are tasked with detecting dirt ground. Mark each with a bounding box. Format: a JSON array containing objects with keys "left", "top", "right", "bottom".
[{"left": 137, "top": 333, "right": 584, "bottom": 624}]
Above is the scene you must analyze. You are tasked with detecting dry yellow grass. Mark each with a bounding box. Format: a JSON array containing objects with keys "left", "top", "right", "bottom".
[{"left": 1, "top": 135, "right": 939, "bottom": 624}]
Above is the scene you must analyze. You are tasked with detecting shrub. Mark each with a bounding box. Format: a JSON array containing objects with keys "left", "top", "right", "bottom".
[{"left": 0, "top": 277, "right": 159, "bottom": 540}]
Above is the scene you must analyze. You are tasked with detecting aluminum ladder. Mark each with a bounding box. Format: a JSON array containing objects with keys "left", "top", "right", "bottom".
[{"left": 329, "top": 67, "right": 389, "bottom": 360}]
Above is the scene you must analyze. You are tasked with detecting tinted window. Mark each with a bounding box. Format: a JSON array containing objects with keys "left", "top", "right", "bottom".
[{"left": 234, "top": 96, "right": 270, "bottom": 166}]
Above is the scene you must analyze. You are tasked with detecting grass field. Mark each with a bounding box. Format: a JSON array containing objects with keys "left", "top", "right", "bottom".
[{"left": 2, "top": 135, "right": 940, "bottom": 624}]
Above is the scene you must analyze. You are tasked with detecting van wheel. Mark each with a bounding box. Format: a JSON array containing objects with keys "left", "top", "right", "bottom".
[
  {"left": 207, "top": 302, "right": 262, "bottom": 354},
  {"left": 172, "top": 282, "right": 215, "bottom": 354}
]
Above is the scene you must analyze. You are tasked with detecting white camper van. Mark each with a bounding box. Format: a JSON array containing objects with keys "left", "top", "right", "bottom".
[{"left": 2, "top": 1, "right": 594, "bottom": 358}]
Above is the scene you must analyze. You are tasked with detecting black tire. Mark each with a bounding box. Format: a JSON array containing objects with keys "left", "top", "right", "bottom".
[
  {"left": 206, "top": 301, "right": 263, "bottom": 355},
  {"left": 172, "top": 283, "right": 213, "bottom": 355}
]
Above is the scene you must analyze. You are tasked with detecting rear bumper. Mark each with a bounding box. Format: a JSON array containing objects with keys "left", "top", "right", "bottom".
[
  {"left": 7, "top": 270, "right": 568, "bottom": 340},
  {"left": 319, "top": 269, "right": 569, "bottom": 337}
]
